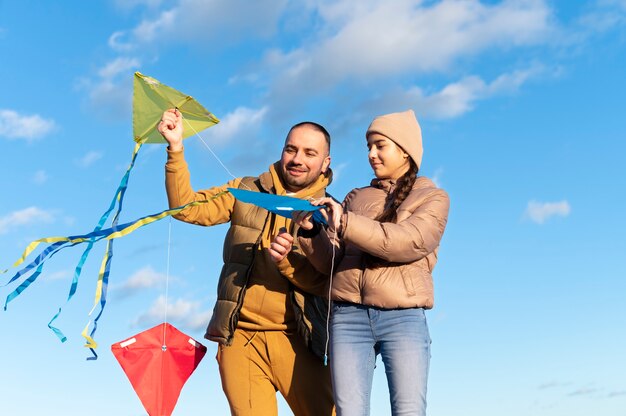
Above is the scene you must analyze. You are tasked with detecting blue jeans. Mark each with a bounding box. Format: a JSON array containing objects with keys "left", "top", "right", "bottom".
[{"left": 330, "top": 302, "right": 431, "bottom": 416}]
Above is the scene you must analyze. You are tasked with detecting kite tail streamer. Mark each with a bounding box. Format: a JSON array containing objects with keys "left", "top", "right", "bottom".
[
  {"left": 82, "top": 239, "right": 114, "bottom": 359},
  {"left": 1, "top": 237, "right": 74, "bottom": 279},
  {"left": 3, "top": 239, "right": 85, "bottom": 311},
  {"left": 2, "top": 240, "right": 69, "bottom": 289},
  {"left": 2, "top": 234, "right": 114, "bottom": 311},
  {"left": 5, "top": 261, "right": 51, "bottom": 311},
  {"left": 81, "top": 241, "right": 113, "bottom": 360},
  {"left": 82, "top": 238, "right": 114, "bottom": 359},
  {"left": 80, "top": 192, "right": 228, "bottom": 357},
  {"left": 48, "top": 143, "right": 143, "bottom": 345},
  {"left": 3, "top": 193, "right": 227, "bottom": 353},
  {"left": 73, "top": 143, "right": 141, "bottom": 357}
]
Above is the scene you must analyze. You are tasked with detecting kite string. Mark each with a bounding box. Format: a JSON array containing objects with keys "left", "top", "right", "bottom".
[
  {"left": 162, "top": 216, "right": 172, "bottom": 350},
  {"left": 324, "top": 230, "right": 337, "bottom": 366},
  {"left": 181, "top": 115, "right": 251, "bottom": 190},
  {"left": 160, "top": 112, "right": 248, "bottom": 348}
]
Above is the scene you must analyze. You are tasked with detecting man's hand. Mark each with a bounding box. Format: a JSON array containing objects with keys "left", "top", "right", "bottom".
[
  {"left": 291, "top": 210, "right": 315, "bottom": 230},
  {"left": 158, "top": 108, "right": 183, "bottom": 151},
  {"left": 269, "top": 227, "right": 293, "bottom": 262}
]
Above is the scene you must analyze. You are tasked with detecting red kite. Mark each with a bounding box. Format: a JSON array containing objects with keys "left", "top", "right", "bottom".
[{"left": 111, "top": 323, "right": 207, "bottom": 416}]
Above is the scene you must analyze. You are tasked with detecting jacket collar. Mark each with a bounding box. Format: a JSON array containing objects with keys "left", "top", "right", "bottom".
[{"left": 370, "top": 177, "right": 397, "bottom": 193}]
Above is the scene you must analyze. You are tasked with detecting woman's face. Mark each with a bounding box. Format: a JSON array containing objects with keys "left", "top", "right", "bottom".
[{"left": 367, "top": 133, "right": 410, "bottom": 179}]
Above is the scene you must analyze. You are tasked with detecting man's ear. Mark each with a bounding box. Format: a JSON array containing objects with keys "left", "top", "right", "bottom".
[{"left": 322, "top": 156, "right": 331, "bottom": 173}]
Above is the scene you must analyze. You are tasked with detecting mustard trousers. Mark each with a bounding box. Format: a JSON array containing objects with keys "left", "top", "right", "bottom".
[{"left": 217, "top": 329, "right": 335, "bottom": 416}]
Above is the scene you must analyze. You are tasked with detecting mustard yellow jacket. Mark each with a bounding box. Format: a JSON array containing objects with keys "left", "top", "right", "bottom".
[{"left": 165, "top": 149, "right": 332, "bottom": 357}]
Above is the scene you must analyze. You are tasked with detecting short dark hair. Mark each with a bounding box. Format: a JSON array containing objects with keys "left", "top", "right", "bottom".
[{"left": 287, "top": 121, "right": 331, "bottom": 150}]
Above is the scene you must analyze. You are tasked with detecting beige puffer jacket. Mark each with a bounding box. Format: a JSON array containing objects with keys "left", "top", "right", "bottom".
[{"left": 298, "top": 176, "right": 449, "bottom": 309}]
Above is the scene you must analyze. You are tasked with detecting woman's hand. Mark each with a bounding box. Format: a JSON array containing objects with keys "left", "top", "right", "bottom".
[
  {"left": 311, "top": 197, "right": 343, "bottom": 232},
  {"left": 158, "top": 108, "right": 183, "bottom": 151},
  {"left": 269, "top": 227, "right": 293, "bottom": 263}
]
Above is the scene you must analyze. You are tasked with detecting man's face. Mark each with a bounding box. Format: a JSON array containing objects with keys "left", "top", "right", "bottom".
[{"left": 279, "top": 125, "right": 331, "bottom": 192}]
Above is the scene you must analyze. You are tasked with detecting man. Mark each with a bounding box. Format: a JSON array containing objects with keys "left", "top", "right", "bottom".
[{"left": 158, "top": 108, "right": 334, "bottom": 416}]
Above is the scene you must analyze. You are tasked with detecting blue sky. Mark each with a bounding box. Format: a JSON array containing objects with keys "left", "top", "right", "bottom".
[{"left": 1, "top": 1, "right": 625, "bottom": 415}]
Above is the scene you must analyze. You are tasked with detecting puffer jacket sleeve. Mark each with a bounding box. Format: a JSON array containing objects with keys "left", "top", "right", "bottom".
[
  {"left": 297, "top": 223, "right": 344, "bottom": 276},
  {"left": 165, "top": 148, "right": 241, "bottom": 226},
  {"left": 275, "top": 242, "right": 331, "bottom": 297},
  {"left": 342, "top": 187, "right": 449, "bottom": 263}
]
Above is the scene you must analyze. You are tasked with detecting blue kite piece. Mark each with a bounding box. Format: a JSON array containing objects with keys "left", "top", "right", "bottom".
[{"left": 228, "top": 188, "right": 327, "bottom": 224}]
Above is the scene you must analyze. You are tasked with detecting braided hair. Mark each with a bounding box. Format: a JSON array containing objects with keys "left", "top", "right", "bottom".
[
  {"left": 376, "top": 159, "right": 419, "bottom": 223},
  {"left": 365, "top": 159, "right": 419, "bottom": 267}
]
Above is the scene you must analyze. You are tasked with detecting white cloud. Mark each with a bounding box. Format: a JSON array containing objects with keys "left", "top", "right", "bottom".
[
  {"left": 255, "top": 0, "right": 554, "bottom": 101},
  {"left": 96, "top": 0, "right": 561, "bottom": 124},
  {"left": 133, "top": 295, "right": 212, "bottom": 330},
  {"left": 578, "top": 7, "right": 625, "bottom": 33},
  {"left": 0, "top": 109, "right": 56, "bottom": 141},
  {"left": 113, "top": 0, "right": 164, "bottom": 11},
  {"left": 77, "top": 57, "right": 140, "bottom": 119},
  {"left": 420, "top": 68, "right": 538, "bottom": 118},
  {"left": 362, "top": 65, "right": 544, "bottom": 120},
  {"left": 119, "top": 0, "right": 288, "bottom": 49},
  {"left": 115, "top": 266, "right": 168, "bottom": 297},
  {"left": 538, "top": 381, "right": 572, "bottom": 390},
  {"left": 185, "top": 309, "right": 214, "bottom": 331},
  {"left": 98, "top": 57, "right": 140, "bottom": 80},
  {"left": 201, "top": 106, "right": 268, "bottom": 145},
  {"left": 525, "top": 200, "right": 571, "bottom": 224},
  {"left": 0, "top": 207, "right": 54, "bottom": 234},
  {"left": 45, "top": 270, "right": 72, "bottom": 281},
  {"left": 32, "top": 170, "right": 48, "bottom": 185},
  {"left": 567, "top": 387, "right": 598, "bottom": 397},
  {"left": 63, "top": 216, "right": 77, "bottom": 227},
  {"left": 108, "top": 31, "right": 133, "bottom": 52},
  {"left": 329, "top": 161, "right": 349, "bottom": 183},
  {"left": 106, "top": 0, "right": 289, "bottom": 54},
  {"left": 431, "top": 167, "right": 444, "bottom": 188},
  {"left": 133, "top": 9, "right": 178, "bottom": 44},
  {"left": 75, "top": 151, "right": 103, "bottom": 168},
  {"left": 94, "top": 0, "right": 567, "bottom": 126},
  {"left": 123, "top": 266, "right": 167, "bottom": 289}
]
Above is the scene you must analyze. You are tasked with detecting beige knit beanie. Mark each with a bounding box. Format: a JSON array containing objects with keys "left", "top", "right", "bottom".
[{"left": 366, "top": 109, "right": 423, "bottom": 169}]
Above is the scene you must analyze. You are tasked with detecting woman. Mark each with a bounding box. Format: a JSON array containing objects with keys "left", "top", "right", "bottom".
[{"left": 270, "top": 110, "right": 449, "bottom": 416}]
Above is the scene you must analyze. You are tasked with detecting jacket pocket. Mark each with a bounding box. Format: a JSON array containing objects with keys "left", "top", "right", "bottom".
[{"left": 399, "top": 266, "right": 417, "bottom": 296}]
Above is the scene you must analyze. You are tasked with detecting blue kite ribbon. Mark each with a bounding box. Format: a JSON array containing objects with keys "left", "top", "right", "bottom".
[
  {"left": 83, "top": 239, "right": 114, "bottom": 360},
  {"left": 227, "top": 188, "right": 327, "bottom": 224},
  {"left": 80, "top": 143, "right": 141, "bottom": 358},
  {"left": 4, "top": 241, "right": 80, "bottom": 311},
  {"left": 2, "top": 205, "right": 178, "bottom": 308},
  {"left": 47, "top": 143, "right": 142, "bottom": 352},
  {"left": 2, "top": 194, "right": 227, "bottom": 344},
  {"left": 1, "top": 240, "right": 69, "bottom": 290}
]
